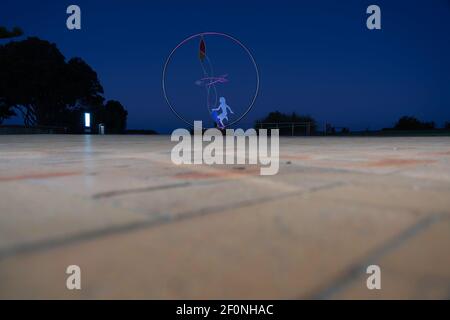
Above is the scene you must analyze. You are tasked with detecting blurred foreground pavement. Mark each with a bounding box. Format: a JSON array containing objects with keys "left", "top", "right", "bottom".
[{"left": 0, "top": 135, "right": 449, "bottom": 299}]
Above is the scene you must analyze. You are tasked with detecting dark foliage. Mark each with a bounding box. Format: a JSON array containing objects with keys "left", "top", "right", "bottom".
[
  {"left": 444, "top": 122, "right": 450, "bottom": 130},
  {"left": 393, "top": 116, "right": 435, "bottom": 130},
  {"left": 0, "top": 98, "right": 16, "bottom": 123},
  {"left": 100, "top": 100, "right": 128, "bottom": 134},
  {"left": 0, "top": 26, "right": 23, "bottom": 39},
  {"left": 0, "top": 37, "right": 127, "bottom": 132}
]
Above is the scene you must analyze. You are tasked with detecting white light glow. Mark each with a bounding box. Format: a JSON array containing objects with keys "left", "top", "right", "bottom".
[{"left": 84, "top": 113, "right": 91, "bottom": 128}]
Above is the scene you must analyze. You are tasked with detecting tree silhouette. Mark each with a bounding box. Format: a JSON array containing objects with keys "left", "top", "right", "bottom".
[
  {"left": 0, "top": 98, "right": 16, "bottom": 124},
  {"left": 65, "top": 58, "right": 105, "bottom": 107},
  {"left": 0, "top": 26, "right": 23, "bottom": 39},
  {"left": 0, "top": 37, "right": 105, "bottom": 128},
  {"left": 393, "top": 116, "right": 435, "bottom": 130},
  {"left": 101, "top": 100, "right": 128, "bottom": 133}
]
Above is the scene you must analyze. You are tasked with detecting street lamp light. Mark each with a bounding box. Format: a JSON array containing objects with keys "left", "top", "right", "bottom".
[{"left": 84, "top": 112, "right": 91, "bottom": 128}]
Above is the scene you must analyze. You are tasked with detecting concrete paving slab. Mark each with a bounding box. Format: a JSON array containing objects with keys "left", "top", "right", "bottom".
[
  {"left": 0, "top": 189, "right": 419, "bottom": 299},
  {"left": 329, "top": 216, "right": 450, "bottom": 299},
  {"left": 0, "top": 135, "right": 449, "bottom": 299}
]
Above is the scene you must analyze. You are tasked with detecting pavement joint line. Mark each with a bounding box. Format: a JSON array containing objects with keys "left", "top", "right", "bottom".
[
  {"left": 280, "top": 162, "right": 402, "bottom": 176},
  {"left": 91, "top": 182, "right": 192, "bottom": 199},
  {"left": 307, "top": 212, "right": 450, "bottom": 299},
  {"left": 91, "top": 177, "right": 248, "bottom": 200},
  {"left": 0, "top": 181, "right": 345, "bottom": 261}
]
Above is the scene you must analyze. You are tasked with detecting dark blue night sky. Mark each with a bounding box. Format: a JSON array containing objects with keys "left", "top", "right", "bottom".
[{"left": 1, "top": 0, "right": 450, "bottom": 133}]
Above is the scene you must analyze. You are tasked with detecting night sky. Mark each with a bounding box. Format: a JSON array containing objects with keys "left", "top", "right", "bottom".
[{"left": 1, "top": 0, "right": 450, "bottom": 133}]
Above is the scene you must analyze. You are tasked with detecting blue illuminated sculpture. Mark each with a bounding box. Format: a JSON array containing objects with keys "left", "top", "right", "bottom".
[
  {"left": 162, "top": 32, "right": 259, "bottom": 129},
  {"left": 211, "top": 97, "right": 234, "bottom": 129},
  {"left": 197, "top": 37, "right": 233, "bottom": 129}
]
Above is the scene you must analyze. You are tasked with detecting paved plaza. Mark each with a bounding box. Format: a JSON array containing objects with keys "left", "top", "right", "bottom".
[{"left": 0, "top": 135, "right": 449, "bottom": 299}]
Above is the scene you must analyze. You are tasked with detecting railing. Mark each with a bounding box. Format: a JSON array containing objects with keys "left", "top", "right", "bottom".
[{"left": 255, "top": 122, "right": 313, "bottom": 136}]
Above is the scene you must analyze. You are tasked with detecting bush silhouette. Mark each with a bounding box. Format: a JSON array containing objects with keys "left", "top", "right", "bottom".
[{"left": 393, "top": 116, "right": 435, "bottom": 130}]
